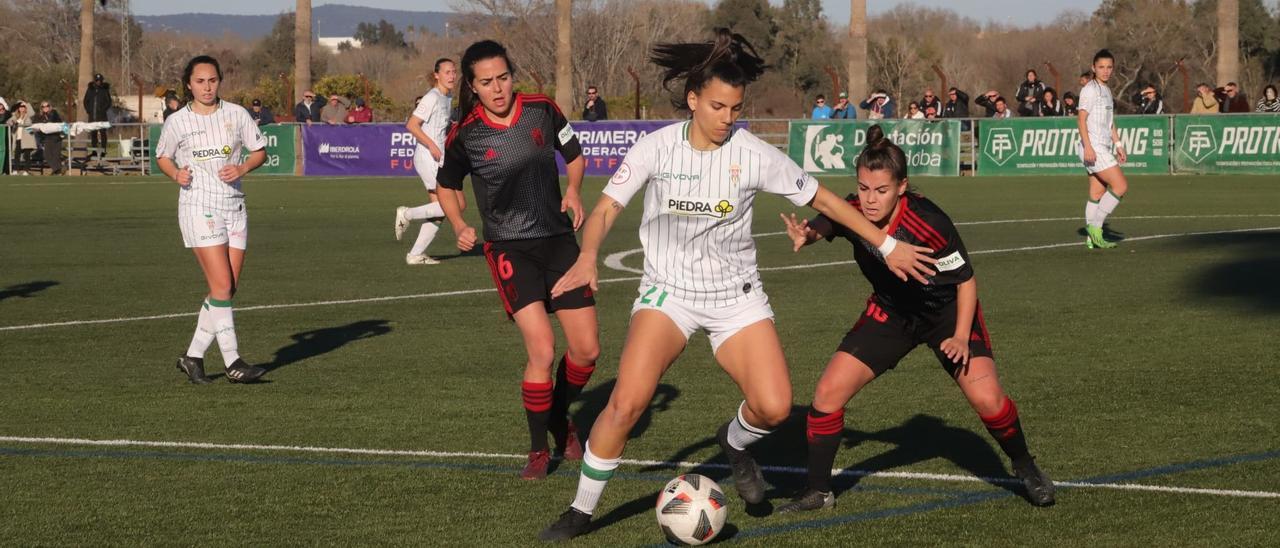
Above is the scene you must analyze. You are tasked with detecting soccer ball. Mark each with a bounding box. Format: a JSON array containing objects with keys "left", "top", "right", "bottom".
[{"left": 655, "top": 473, "right": 728, "bottom": 545}]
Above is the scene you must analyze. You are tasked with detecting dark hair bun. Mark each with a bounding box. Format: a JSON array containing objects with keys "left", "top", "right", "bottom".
[{"left": 864, "top": 125, "right": 888, "bottom": 148}]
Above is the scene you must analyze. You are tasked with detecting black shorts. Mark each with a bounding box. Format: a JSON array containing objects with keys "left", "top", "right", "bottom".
[
  {"left": 836, "top": 295, "right": 993, "bottom": 378},
  {"left": 482, "top": 233, "right": 595, "bottom": 319}
]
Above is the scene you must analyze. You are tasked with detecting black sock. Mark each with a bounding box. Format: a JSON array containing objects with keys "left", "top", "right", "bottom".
[
  {"left": 549, "top": 355, "right": 595, "bottom": 442},
  {"left": 522, "top": 381, "right": 553, "bottom": 452},
  {"left": 806, "top": 407, "right": 845, "bottom": 493},
  {"left": 981, "top": 397, "right": 1031, "bottom": 462}
]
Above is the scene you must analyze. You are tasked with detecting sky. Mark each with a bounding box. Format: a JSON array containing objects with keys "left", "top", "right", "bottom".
[{"left": 128, "top": 0, "right": 1111, "bottom": 28}]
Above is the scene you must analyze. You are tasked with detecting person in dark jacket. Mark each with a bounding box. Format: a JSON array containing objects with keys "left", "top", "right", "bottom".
[
  {"left": 1020, "top": 87, "right": 1064, "bottom": 117},
  {"left": 942, "top": 87, "right": 970, "bottom": 118},
  {"left": 582, "top": 85, "right": 608, "bottom": 121},
  {"left": 162, "top": 95, "right": 183, "bottom": 121},
  {"left": 1215, "top": 82, "right": 1250, "bottom": 113},
  {"left": 250, "top": 99, "right": 275, "bottom": 126},
  {"left": 1062, "top": 91, "right": 1080, "bottom": 116},
  {"left": 976, "top": 90, "right": 1002, "bottom": 117},
  {"left": 83, "top": 73, "right": 112, "bottom": 158},
  {"left": 1015, "top": 70, "right": 1046, "bottom": 113},
  {"left": 33, "top": 101, "right": 65, "bottom": 174},
  {"left": 919, "top": 88, "right": 942, "bottom": 116},
  {"left": 1131, "top": 85, "right": 1164, "bottom": 115},
  {"left": 293, "top": 90, "right": 322, "bottom": 124}
]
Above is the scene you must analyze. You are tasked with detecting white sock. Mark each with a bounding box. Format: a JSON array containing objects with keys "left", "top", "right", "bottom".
[
  {"left": 206, "top": 298, "right": 241, "bottom": 366},
  {"left": 725, "top": 401, "right": 771, "bottom": 451},
  {"left": 1085, "top": 200, "right": 1101, "bottom": 228},
  {"left": 408, "top": 221, "right": 441, "bottom": 257},
  {"left": 406, "top": 202, "right": 444, "bottom": 221},
  {"left": 185, "top": 299, "right": 215, "bottom": 358},
  {"left": 570, "top": 442, "right": 621, "bottom": 515},
  {"left": 1096, "top": 190, "right": 1122, "bottom": 225}
]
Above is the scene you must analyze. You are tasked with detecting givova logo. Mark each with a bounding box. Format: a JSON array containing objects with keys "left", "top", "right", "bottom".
[
  {"left": 665, "top": 196, "right": 736, "bottom": 219},
  {"left": 984, "top": 128, "right": 1017, "bottom": 166},
  {"left": 1181, "top": 125, "right": 1215, "bottom": 164},
  {"left": 803, "top": 125, "right": 846, "bottom": 172}
]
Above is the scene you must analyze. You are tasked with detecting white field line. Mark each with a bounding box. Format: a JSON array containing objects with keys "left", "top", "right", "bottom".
[
  {"left": 3, "top": 222, "right": 1279, "bottom": 333},
  {"left": 2, "top": 435, "right": 1276, "bottom": 499}
]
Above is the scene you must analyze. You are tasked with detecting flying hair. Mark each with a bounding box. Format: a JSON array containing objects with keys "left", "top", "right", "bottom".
[
  {"left": 650, "top": 28, "right": 766, "bottom": 111},
  {"left": 857, "top": 125, "right": 908, "bottom": 183}
]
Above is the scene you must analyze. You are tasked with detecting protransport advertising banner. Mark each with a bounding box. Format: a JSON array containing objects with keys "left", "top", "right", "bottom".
[
  {"left": 976, "top": 116, "right": 1169, "bottom": 175},
  {"left": 1173, "top": 114, "right": 1280, "bottom": 174},
  {"left": 150, "top": 123, "right": 296, "bottom": 175},
  {"left": 788, "top": 119, "right": 961, "bottom": 177}
]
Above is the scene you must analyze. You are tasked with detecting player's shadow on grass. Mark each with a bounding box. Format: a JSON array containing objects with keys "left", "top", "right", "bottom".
[
  {"left": 437, "top": 248, "right": 485, "bottom": 261},
  {"left": 1076, "top": 223, "right": 1126, "bottom": 242},
  {"left": 1186, "top": 231, "right": 1280, "bottom": 314},
  {"left": 260, "top": 319, "right": 393, "bottom": 373},
  {"left": 0, "top": 281, "right": 59, "bottom": 302},
  {"left": 589, "top": 409, "right": 1017, "bottom": 536},
  {"left": 570, "top": 380, "right": 680, "bottom": 442}
]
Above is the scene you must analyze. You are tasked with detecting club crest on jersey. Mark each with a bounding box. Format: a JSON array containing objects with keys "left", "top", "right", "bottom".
[
  {"left": 665, "top": 196, "right": 736, "bottom": 219},
  {"left": 531, "top": 128, "right": 545, "bottom": 147},
  {"left": 204, "top": 213, "right": 215, "bottom": 231},
  {"left": 729, "top": 164, "right": 741, "bottom": 186}
]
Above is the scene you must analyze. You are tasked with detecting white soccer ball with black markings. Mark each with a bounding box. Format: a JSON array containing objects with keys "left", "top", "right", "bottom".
[{"left": 655, "top": 473, "right": 728, "bottom": 545}]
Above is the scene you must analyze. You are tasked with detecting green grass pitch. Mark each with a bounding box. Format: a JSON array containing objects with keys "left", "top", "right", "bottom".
[{"left": 1, "top": 173, "right": 1278, "bottom": 545}]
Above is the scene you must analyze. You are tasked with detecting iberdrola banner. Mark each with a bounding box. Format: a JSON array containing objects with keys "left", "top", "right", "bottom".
[{"left": 788, "top": 119, "right": 961, "bottom": 177}]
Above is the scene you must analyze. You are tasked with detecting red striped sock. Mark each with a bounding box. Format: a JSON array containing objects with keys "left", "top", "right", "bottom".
[
  {"left": 980, "top": 397, "right": 1030, "bottom": 461},
  {"left": 523, "top": 381, "right": 553, "bottom": 452}
]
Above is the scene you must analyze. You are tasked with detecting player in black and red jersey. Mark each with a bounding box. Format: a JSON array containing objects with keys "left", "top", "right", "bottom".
[
  {"left": 775, "top": 125, "right": 1055, "bottom": 512},
  {"left": 435, "top": 40, "right": 599, "bottom": 481}
]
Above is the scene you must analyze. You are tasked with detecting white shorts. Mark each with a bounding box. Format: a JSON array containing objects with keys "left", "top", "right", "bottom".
[
  {"left": 630, "top": 287, "right": 775, "bottom": 354},
  {"left": 1079, "top": 145, "right": 1118, "bottom": 174},
  {"left": 179, "top": 203, "right": 248, "bottom": 249},
  {"left": 414, "top": 147, "right": 442, "bottom": 191}
]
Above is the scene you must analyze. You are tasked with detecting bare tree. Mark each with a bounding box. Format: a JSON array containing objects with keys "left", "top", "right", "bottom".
[
  {"left": 1217, "top": 0, "right": 1239, "bottom": 85},
  {"left": 77, "top": 0, "right": 93, "bottom": 121},
  {"left": 847, "top": 0, "right": 867, "bottom": 112},
  {"left": 555, "top": 0, "right": 573, "bottom": 111}
]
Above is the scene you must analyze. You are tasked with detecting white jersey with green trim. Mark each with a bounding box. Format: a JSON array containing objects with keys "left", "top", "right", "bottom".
[
  {"left": 603, "top": 122, "right": 819, "bottom": 307},
  {"left": 1078, "top": 79, "right": 1115, "bottom": 151},
  {"left": 156, "top": 100, "right": 268, "bottom": 210}
]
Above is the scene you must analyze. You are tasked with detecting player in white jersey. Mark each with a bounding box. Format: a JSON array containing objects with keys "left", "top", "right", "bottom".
[
  {"left": 394, "top": 58, "right": 462, "bottom": 265},
  {"left": 539, "top": 29, "right": 937, "bottom": 541},
  {"left": 1077, "top": 49, "right": 1129, "bottom": 249},
  {"left": 156, "top": 55, "right": 269, "bottom": 385}
]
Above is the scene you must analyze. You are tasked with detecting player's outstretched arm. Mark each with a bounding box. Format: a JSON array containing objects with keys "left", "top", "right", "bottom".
[
  {"left": 437, "top": 187, "right": 476, "bottom": 251},
  {"left": 550, "top": 194, "right": 623, "bottom": 298},
  {"left": 779, "top": 213, "right": 819, "bottom": 252},
  {"left": 808, "top": 185, "right": 936, "bottom": 283}
]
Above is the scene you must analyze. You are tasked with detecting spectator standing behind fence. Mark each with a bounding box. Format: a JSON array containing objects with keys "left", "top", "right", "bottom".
[
  {"left": 905, "top": 101, "right": 924, "bottom": 119},
  {"left": 1131, "top": 86, "right": 1164, "bottom": 115},
  {"left": 249, "top": 99, "right": 275, "bottom": 126},
  {"left": 321, "top": 95, "right": 349, "bottom": 125},
  {"left": 1079, "top": 71, "right": 1093, "bottom": 88},
  {"left": 346, "top": 98, "right": 373, "bottom": 123},
  {"left": 942, "top": 87, "right": 969, "bottom": 118},
  {"left": 294, "top": 90, "right": 322, "bottom": 124},
  {"left": 831, "top": 92, "right": 854, "bottom": 119},
  {"left": 8, "top": 102, "right": 36, "bottom": 173},
  {"left": 33, "top": 101, "right": 65, "bottom": 174},
  {"left": 1062, "top": 91, "right": 1079, "bottom": 116},
  {"left": 1022, "top": 88, "right": 1064, "bottom": 117},
  {"left": 84, "top": 73, "right": 111, "bottom": 158},
  {"left": 860, "top": 90, "right": 894, "bottom": 119},
  {"left": 582, "top": 86, "right": 608, "bottom": 121},
  {"left": 811, "top": 94, "right": 833, "bottom": 119},
  {"left": 920, "top": 88, "right": 941, "bottom": 115},
  {"left": 0, "top": 97, "right": 9, "bottom": 124},
  {"left": 1216, "top": 82, "right": 1250, "bottom": 113},
  {"left": 1257, "top": 85, "right": 1280, "bottom": 113},
  {"left": 975, "top": 91, "right": 1009, "bottom": 118},
  {"left": 1191, "top": 83, "right": 1219, "bottom": 114},
  {"left": 162, "top": 93, "right": 184, "bottom": 121},
  {"left": 1016, "top": 70, "right": 1046, "bottom": 113}
]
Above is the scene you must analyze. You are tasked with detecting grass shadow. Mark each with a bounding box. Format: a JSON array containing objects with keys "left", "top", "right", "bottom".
[
  {"left": 1075, "top": 223, "right": 1126, "bottom": 242},
  {"left": 261, "top": 319, "right": 393, "bottom": 373},
  {"left": 0, "top": 280, "right": 59, "bottom": 302},
  {"left": 1184, "top": 231, "right": 1280, "bottom": 314}
]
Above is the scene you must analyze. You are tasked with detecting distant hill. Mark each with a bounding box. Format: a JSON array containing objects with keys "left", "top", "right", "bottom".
[{"left": 136, "top": 4, "right": 454, "bottom": 40}]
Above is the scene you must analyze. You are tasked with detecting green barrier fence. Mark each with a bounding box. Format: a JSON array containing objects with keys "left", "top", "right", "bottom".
[
  {"left": 1173, "top": 114, "right": 1280, "bottom": 175},
  {"left": 150, "top": 123, "right": 296, "bottom": 175},
  {"left": 977, "top": 116, "right": 1169, "bottom": 175},
  {"left": 788, "top": 119, "right": 961, "bottom": 177}
]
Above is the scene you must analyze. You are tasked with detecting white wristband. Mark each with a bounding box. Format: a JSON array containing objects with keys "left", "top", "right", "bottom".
[{"left": 877, "top": 235, "right": 898, "bottom": 257}]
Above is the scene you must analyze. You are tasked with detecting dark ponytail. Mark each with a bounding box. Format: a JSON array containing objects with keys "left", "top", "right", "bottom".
[
  {"left": 458, "top": 41, "right": 517, "bottom": 116},
  {"left": 650, "top": 28, "right": 766, "bottom": 111},
  {"left": 857, "top": 125, "right": 908, "bottom": 182}
]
